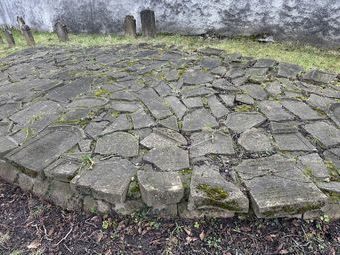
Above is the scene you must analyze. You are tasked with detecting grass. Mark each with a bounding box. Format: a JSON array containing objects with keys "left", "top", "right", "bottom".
[{"left": 0, "top": 30, "right": 339, "bottom": 72}]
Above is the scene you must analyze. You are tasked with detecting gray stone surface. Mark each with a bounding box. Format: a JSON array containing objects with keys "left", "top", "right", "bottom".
[
  {"left": 101, "top": 115, "right": 132, "bottom": 135},
  {"left": 143, "top": 146, "right": 190, "bottom": 171},
  {"left": 0, "top": 44, "right": 338, "bottom": 219},
  {"left": 235, "top": 155, "right": 327, "bottom": 218},
  {"left": 44, "top": 158, "right": 81, "bottom": 182},
  {"left": 258, "top": 101, "right": 294, "bottom": 121},
  {"left": 207, "top": 95, "right": 229, "bottom": 118},
  {"left": 225, "top": 112, "right": 266, "bottom": 134},
  {"left": 165, "top": 96, "right": 187, "bottom": 119},
  {"left": 74, "top": 158, "right": 137, "bottom": 204},
  {"left": 270, "top": 121, "right": 299, "bottom": 134},
  {"left": 5, "top": 126, "right": 82, "bottom": 176},
  {"left": 277, "top": 63, "right": 303, "bottom": 79},
  {"left": 298, "top": 153, "right": 330, "bottom": 181},
  {"left": 131, "top": 110, "right": 156, "bottom": 129},
  {"left": 141, "top": 128, "right": 187, "bottom": 149},
  {"left": 182, "top": 108, "right": 218, "bottom": 132},
  {"left": 190, "top": 131, "right": 235, "bottom": 157},
  {"left": 238, "top": 128, "right": 273, "bottom": 153},
  {"left": 303, "top": 70, "right": 337, "bottom": 84},
  {"left": 95, "top": 132, "right": 139, "bottom": 157},
  {"left": 183, "top": 70, "right": 214, "bottom": 85},
  {"left": 188, "top": 165, "right": 249, "bottom": 213},
  {"left": 273, "top": 133, "right": 316, "bottom": 152},
  {"left": 304, "top": 121, "right": 340, "bottom": 148},
  {"left": 219, "top": 95, "right": 235, "bottom": 107},
  {"left": 241, "top": 84, "right": 268, "bottom": 100},
  {"left": 182, "top": 97, "right": 203, "bottom": 109},
  {"left": 329, "top": 103, "right": 340, "bottom": 127},
  {"left": 282, "top": 100, "right": 323, "bottom": 120},
  {"left": 138, "top": 171, "right": 184, "bottom": 206}
]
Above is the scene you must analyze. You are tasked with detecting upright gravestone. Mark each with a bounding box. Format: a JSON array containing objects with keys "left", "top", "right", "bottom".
[
  {"left": 55, "top": 20, "right": 69, "bottom": 42},
  {"left": 140, "top": 10, "right": 156, "bottom": 38},
  {"left": 17, "top": 17, "right": 35, "bottom": 47},
  {"left": 124, "top": 15, "right": 137, "bottom": 38},
  {"left": 3, "top": 27, "right": 15, "bottom": 48}
]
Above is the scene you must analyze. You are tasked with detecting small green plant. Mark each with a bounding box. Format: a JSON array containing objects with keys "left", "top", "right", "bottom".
[
  {"left": 206, "top": 236, "right": 222, "bottom": 249},
  {"left": 82, "top": 155, "right": 95, "bottom": 169},
  {"left": 194, "top": 221, "right": 200, "bottom": 229}
]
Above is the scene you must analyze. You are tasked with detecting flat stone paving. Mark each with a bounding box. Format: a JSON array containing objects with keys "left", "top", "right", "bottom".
[{"left": 0, "top": 45, "right": 339, "bottom": 219}]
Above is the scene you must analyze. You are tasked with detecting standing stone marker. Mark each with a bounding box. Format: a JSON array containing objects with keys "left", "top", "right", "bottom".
[
  {"left": 124, "top": 15, "right": 137, "bottom": 37},
  {"left": 3, "top": 27, "right": 15, "bottom": 48},
  {"left": 17, "top": 17, "right": 35, "bottom": 47},
  {"left": 55, "top": 20, "right": 69, "bottom": 42},
  {"left": 140, "top": 10, "right": 156, "bottom": 37}
]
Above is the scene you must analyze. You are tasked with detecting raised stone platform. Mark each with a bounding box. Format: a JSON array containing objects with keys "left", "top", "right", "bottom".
[{"left": 0, "top": 45, "right": 339, "bottom": 219}]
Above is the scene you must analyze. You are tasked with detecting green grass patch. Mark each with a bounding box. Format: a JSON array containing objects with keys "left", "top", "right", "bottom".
[{"left": 0, "top": 30, "right": 339, "bottom": 72}]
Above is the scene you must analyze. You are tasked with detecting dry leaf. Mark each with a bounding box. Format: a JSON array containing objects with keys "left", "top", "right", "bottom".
[
  {"left": 184, "top": 228, "right": 192, "bottom": 236},
  {"left": 27, "top": 239, "right": 41, "bottom": 249},
  {"left": 199, "top": 231, "right": 205, "bottom": 241}
]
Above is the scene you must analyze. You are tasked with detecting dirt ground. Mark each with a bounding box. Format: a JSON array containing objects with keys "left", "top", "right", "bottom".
[{"left": 0, "top": 180, "right": 339, "bottom": 255}]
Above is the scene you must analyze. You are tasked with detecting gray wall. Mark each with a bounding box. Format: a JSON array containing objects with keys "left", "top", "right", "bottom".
[{"left": 0, "top": 0, "right": 339, "bottom": 47}]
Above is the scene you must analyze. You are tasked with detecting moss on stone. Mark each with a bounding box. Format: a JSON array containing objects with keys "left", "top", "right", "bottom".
[
  {"left": 127, "top": 177, "right": 141, "bottom": 200},
  {"left": 180, "top": 169, "right": 193, "bottom": 175},
  {"left": 235, "top": 104, "right": 256, "bottom": 112},
  {"left": 325, "top": 160, "right": 340, "bottom": 181},
  {"left": 94, "top": 88, "right": 111, "bottom": 97},
  {"left": 197, "top": 184, "right": 229, "bottom": 201}
]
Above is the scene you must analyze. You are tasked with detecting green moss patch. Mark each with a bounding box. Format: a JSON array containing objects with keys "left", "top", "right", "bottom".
[{"left": 197, "top": 184, "right": 229, "bottom": 201}]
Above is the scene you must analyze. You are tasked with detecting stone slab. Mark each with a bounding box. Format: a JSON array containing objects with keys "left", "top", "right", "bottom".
[
  {"left": 143, "top": 146, "right": 190, "bottom": 171},
  {"left": 73, "top": 158, "right": 137, "bottom": 204},
  {"left": 5, "top": 126, "right": 82, "bottom": 176},
  {"left": 235, "top": 155, "right": 327, "bottom": 218},
  {"left": 95, "top": 132, "right": 139, "bottom": 157},
  {"left": 188, "top": 165, "right": 249, "bottom": 213},
  {"left": 225, "top": 112, "right": 266, "bottom": 134},
  {"left": 138, "top": 171, "right": 184, "bottom": 206},
  {"left": 190, "top": 131, "right": 235, "bottom": 157},
  {"left": 304, "top": 121, "right": 340, "bottom": 148}
]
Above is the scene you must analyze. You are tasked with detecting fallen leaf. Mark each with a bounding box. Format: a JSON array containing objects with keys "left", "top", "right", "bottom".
[
  {"left": 27, "top": 239, "right": 41, "bottom": 249},
  {"left": 184, "top": 227, "right": 192, "bottom": 236},
  {"left": 240, "top": 226, "right": 252, "bottom": 232},
  {"left": 199, "top": 231, "right": 205, "bottom": 241},
  {"left": 96, "top": 231, "right": 104, "bottom": 243},
  {"left": 279, "top": 249, "right": 289, "bottom": 254}
]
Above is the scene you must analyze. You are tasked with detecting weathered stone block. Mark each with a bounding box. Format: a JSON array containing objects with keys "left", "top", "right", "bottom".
[
  {"left": 188, "top": 165, "right": 249, "bottom": 213},
  {"left": 0, "top": 160, "right": 19, "bottom": 184},
  {"left": 124, "top": 15, "right": 137, "bottom": 37},
  {"left": 5, "top": 126, "right": 83, "bottom": 177},
  {"left": 190, "top": 131, "right": 235, "bottom": 157},
  {"left": 95, "top": 132, "right": 139, "bottom": 157},
  {"left": 235, "top": 155, "right": 327, "bottom": 218},
  {"left": 73, "top": 158, "right": 137, "bottom": 204},
  {"left": 141, "top": 10, "right": 156, "bottom": 37},
  {"left": 225, "top": 112, "right": 266, "bottom": 134},
  {"left": 138, "top": 171, "right": 183, "bottom": 208},
  {"left": 143, "top": 146, "right": 190, "bottom": 171}
]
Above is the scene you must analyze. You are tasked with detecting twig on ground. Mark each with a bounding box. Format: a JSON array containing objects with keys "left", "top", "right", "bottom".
[{"left": 54, "top": 225, "right": 73, "bottom": 246}]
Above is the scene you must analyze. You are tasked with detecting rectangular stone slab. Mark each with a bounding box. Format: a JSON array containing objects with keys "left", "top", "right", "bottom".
[
  {"left": 5, "top": 126, "right": 82, "bottom": 176},
  {"left": 235, "top": 155, "right": 327, "bottom": 218},
  {"left": 73, "top": 158, "right": 137, "bottom": 204}
]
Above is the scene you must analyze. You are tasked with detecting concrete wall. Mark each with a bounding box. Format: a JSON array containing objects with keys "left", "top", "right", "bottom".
[{"left": 0, "top": 0, "right": 339, "bottom": 47}]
